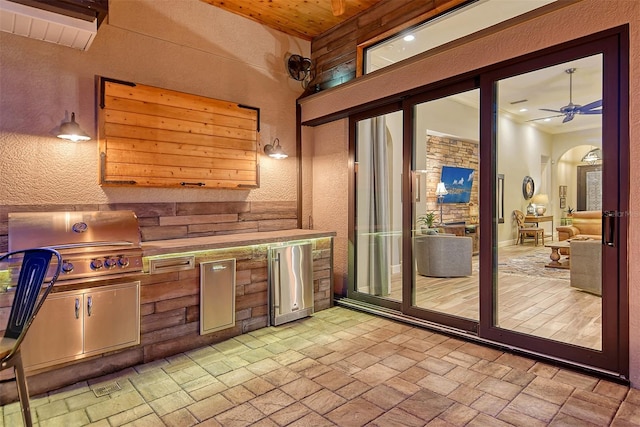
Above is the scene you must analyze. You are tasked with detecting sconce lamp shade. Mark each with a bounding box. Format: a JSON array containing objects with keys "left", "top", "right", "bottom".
[
  {"left": 435, "top": 182, "right": 448, "bottom": 196},
  {"left": 57, "top": 112, "right": 91, "bottom": 142},
  {"left": 531, "top": 193, "right": 549, "bottom": 205},
  {"left": 263, "top": 138, "right": 288, "bottom": 159}
]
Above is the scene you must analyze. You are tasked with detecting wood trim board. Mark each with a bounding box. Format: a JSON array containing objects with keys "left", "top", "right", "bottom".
[{"left": 97, "top": 76, "right": 260, "bottom": 189}]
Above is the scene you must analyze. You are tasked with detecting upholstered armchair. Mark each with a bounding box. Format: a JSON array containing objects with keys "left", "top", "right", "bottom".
[
  {"left": 557, "top": 210, "right": 601, "bottom": 241},
  {"left": 414, "top": 234, "right": 473, "bottom": 277},
  {"left": 569, "top": 239, "right": 602, "bottom": 296}
]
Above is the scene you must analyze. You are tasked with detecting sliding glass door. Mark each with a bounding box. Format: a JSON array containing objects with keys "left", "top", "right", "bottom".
[
  {"left": 352, "top": 107, "right": 403, "bottom": 309},
  {"left": 348, "top": 29, "right": 627, "bottom": 375},
  {"left": 481, "top": 33, "right": 625, "bottom": 372},
  {"left": 404, "top": 84, "right": 480, "bottom": 332}
]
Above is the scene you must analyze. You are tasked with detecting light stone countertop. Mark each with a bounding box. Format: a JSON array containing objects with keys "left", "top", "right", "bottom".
[{"left": 141, "top": 229, "right": 336, "bottom": 257}]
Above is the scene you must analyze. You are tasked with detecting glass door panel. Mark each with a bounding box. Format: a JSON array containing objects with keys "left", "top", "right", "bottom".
[
  {"left": 495, "top": 54, "right": 603, "bottom": 350},
  {"left": 411, "top": 89, "right": 480, "bottom": 322},
  {"left": 353, "top": 110, "right": 403, "bottom": 303}
]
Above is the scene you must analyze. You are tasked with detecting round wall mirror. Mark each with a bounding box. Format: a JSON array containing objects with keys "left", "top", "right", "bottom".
[{"left": 522, "top": 176, "right": 534, "bottom": 200}]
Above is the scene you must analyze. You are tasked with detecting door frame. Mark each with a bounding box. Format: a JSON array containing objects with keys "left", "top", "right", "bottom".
[
  {"left": 478, "top": 29, "right": 629, "bottom": 375},
  {"left": 347, "top": 102, "right": 403, "bottom": 311},
  {"left": 401, "top": 78, "right": 480, "bottom": 333}
]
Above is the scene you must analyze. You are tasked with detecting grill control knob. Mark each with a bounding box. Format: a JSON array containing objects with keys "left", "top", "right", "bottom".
[
  {"left": 90, "top": 259, "right": 103, "bottom": 270},
  {"left": 61, "top": 260, "right": 74, "bottom": 273},
  {"left": 104, "top": 257, "right": 117, "bottom": 269},
  {"left": 118, "top": 256, "right": 130, "bottom": 268}
]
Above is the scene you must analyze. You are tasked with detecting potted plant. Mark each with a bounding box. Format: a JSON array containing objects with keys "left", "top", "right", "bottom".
[
  {"left": 566, "top": 206, "right": 575, "bottom": 217},
  {"left": 417, "top": 211, "right": 437, "bottom": 232}
]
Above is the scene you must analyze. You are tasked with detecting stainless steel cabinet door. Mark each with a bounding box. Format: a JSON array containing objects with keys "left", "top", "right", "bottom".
[
  {"left": 200, "top": 259, "right": 236, "bottom": 335},
  {"left": 83, "top": 282, "right": 140, "bottom": 354},
  {"left": 22, "top": 293, "right": 83, "bottom": 368}
]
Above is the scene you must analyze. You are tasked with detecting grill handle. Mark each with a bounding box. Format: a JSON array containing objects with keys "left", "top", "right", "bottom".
[{"left": 49, "top": 241, "right": 136, "bottom": 250}]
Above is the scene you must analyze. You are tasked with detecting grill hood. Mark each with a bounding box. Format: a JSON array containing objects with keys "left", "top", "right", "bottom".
[
  {"left": 8, "top": 211, "right": 141, "bottom": 253},
  {"left": 8, "top": 210, "right": 143, "bottom": 281}
]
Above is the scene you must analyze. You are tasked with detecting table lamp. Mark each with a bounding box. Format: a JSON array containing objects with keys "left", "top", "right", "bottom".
[{"left": 532, "top": 193, "right": 549, "bottom": 216}]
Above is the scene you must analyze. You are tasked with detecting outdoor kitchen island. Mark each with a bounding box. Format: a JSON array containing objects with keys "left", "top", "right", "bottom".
[{"left": 0, "top": 229, "right": 335, "bottom": 404}]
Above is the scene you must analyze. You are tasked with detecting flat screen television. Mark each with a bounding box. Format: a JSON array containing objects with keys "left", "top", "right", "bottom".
[{"left": 440, "top": 166, "right": 474, "bottom": 203}]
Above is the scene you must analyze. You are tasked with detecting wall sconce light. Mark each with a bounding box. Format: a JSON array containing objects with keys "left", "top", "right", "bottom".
[
  {"left": 263, "top": 138, "right": 288, "bottom": 159},
  {"left": 57, "top": 112, "right": 91, "bottom": 142}
]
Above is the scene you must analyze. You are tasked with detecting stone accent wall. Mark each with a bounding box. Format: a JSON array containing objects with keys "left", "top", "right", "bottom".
[
  {"left": 426, "top": 135, "right": 479, "bottom": 224},
  {"left": 0, "top": 201, "right": 298, "bottom": 252}
]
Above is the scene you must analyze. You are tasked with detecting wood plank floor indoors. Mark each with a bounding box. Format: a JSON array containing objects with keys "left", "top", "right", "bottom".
[{"left": 385, "top": 244, "right": 602, "bottom": 350}]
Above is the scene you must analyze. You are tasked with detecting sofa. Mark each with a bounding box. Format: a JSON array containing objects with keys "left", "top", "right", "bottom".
[
  {"left": 570, "top": 239, "right": 602, "bottom": 296},
  {"left": 414, "top": 233, "right": 472, "bottom": 277},
  {"left": 556, "top": 210, "right": 601, "bottom": 241}
]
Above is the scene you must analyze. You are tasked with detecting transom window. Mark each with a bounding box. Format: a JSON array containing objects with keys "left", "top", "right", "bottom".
[{"left": 364, "top": 0, "right": 557, "bottom": 74}]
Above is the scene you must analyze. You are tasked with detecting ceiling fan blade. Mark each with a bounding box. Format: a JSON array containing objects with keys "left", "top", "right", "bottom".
[
  {"left": 331, "top": 0, "right": 345, "bottom": 16},
  {"left": 562, "top": 114, "right": 574, "bottom": 123},
  {"left": 527, "top": 114, "right": 564, "bottom": 122},
  {"left": 577, "top": 99, "right": 603, "bottom": 114},
  {"left": 580, "top": 99, "right": 602, "bottom": 110},
  {"left": 540, "top": 108, "right": 562, "bottom": 113}
]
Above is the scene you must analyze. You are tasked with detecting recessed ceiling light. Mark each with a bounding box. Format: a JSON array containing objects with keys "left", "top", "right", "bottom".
[
  {"left": 519, "top": 108, "right": 528, "bottom": 112},
  {"left": 403, "top": 35, "right": 415, "bottom": 42},
  {"left": 544, "top": 118, "right": 552, "bottom": 122}
]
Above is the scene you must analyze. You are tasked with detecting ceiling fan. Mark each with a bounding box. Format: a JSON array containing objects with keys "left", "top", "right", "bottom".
[{"left": 532, "top": 68, "right": 602, "bottom": 123}]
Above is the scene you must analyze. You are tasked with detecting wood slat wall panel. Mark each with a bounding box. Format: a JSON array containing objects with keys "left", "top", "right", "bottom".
[
  {"left": 104, "top": 96, "right": 257, "bottom": 130},
  {"left": 103, "top": 81, "right": 256, "bottom": 121},
  {"left": 104, "top": 124, "right": 257, "bottom": 151},
  {"left": 99, "top": 77, "right": 259, "bottom": 189},
  {"left": 106, "top": 138, "right": 256, "bottom": 161},
  {"left": 106, "top": 150, "right": 256, "bottom": 171},
  {"left": 105, "top": 110, "right": 256, "bottom": 141},
  {"left": 104, "top": 163, "right": 257, "bottom": 180}
]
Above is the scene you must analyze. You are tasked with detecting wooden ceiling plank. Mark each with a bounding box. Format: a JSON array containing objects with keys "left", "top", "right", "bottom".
[{"left": 199, "top": 0, "right": 385, "bottom": 40}]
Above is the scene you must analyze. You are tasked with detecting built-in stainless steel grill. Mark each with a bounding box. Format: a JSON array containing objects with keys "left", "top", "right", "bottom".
[{"left": 8, "top": 211, "right": 143, "bottom": 281}]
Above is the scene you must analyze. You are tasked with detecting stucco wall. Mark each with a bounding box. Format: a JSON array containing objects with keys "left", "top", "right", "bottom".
[
  {"left": 0, "top": 0, "right": 309, "bottom": 205},
  {"left": 309, "top": 120, "right": 349, "bottom": 295},
  {"left": 300, "top": 0, "right": 639, "bottom": 386}
]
